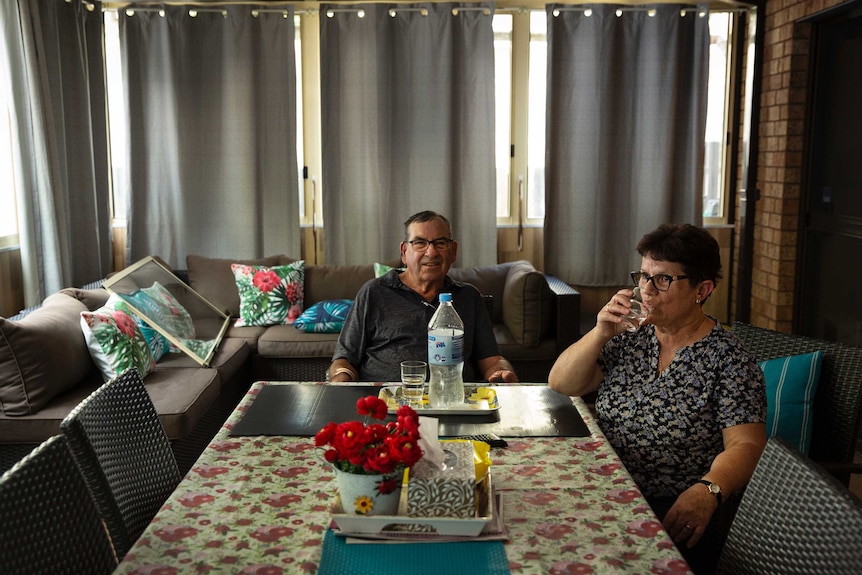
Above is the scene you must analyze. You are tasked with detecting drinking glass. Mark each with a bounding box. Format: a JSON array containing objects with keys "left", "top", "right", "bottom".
[
  {"left": 623, "top": 287, "right": 648, "bottom": 332},
  {"left": 400, "top": 361, "right": 427, "bottom": 407}
]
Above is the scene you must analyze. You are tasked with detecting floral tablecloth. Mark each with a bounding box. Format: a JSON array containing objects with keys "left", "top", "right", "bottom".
[{"left": 116, "top": 382, "right": 691, "bottom": 575}]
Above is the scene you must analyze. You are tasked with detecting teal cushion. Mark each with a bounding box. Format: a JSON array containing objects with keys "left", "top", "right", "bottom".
[
  {"left": 759, "top": 351, "right": 822, "bottom": 455},
  {"left": 293, "top": 299, "right": 353, "bottom": 333}
]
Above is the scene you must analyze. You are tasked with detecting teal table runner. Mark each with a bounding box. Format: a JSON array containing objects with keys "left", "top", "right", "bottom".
[{"left": 318, "top": 530, "right": 510, "bottom": 575}]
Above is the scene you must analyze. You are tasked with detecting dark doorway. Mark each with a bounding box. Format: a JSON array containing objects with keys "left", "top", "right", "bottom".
[{"left": 797, "top": 2, "right": 862, "bottom": 346}]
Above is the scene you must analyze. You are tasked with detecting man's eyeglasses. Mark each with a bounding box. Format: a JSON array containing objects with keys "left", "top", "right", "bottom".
[
  {"left": 407, "top": 237, "right": 454, "bottom": 252},
  {"left": 631, "top": 271, "right": 690, "bottom": 291}
]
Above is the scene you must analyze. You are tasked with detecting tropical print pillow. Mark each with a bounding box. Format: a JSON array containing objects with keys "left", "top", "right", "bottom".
[
  {"left": 374, "top": 262, "right": 404, "bottom": 278},
  {"left": 293, "top": 299, "right": 353, "bottom": 333},
  {"left": 139, "top": 324, "right": 170, "bottom": 362},
  {"left": 80, "top": 300, "right": 156, "bottom": 382},
  {"left": 130, "top": 281, "right": 196, "bottom": 340},
  {"left": 232, "top": 261, "right": 305, "bottom": 327}
]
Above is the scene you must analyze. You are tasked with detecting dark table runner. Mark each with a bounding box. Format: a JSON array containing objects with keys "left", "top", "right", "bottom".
[{"left": 229, "top": 384, "right": 589, "bottom": 438}]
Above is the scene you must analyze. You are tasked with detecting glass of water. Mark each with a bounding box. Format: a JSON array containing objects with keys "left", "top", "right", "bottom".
[
  {"left": 623, "top": 287, "right": 648, "bottom": 332},
  {"left": 400, "top": 361, "right": 427, "bottom": 408}
]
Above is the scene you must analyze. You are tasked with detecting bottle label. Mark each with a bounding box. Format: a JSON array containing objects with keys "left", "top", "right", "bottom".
[{"left": 428, "top": 329, "right": 464, "bottom": 365}]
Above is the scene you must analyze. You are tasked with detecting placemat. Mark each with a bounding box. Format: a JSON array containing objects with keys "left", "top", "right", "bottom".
[
  {"left": 318, "top": 530, "right": 510, "bottom": 575},
  {"left": 229, "top": 384, "right": 377, "bottom": 436},
  {"left": 229, "top": 384, "right": 589, "bottom": 438}
]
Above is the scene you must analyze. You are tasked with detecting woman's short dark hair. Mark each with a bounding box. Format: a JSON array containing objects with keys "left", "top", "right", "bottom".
[{"left": 636, "top": 223, "right": 722, "bottom": 287}]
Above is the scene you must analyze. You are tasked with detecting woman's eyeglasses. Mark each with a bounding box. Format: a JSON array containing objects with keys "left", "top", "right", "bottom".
[{"left": 631, "top": 271, "right": 690, "bottom": 291}]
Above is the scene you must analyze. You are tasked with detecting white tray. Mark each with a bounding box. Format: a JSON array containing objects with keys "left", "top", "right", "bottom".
[
  {"left": 330, "top": 475, "right": 495, "bottom": 538},
  {"left": 379, "top": 386, "right": 501, "bottom": 415}
]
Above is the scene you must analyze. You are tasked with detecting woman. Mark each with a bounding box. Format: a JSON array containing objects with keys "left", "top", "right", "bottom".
[{"left": 549, "top": 224, "right": 766, "bottom": 574}]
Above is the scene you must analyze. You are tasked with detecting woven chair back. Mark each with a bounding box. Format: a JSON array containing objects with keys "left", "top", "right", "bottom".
[
  {"left": 717, "top": 437, "right": 862, "bottom": 574},
  {"left": 61, "top": 369, "right": 181, "bottom": 559},
  {"left": 0, "top": 435, "right": 117, "bottom": 574}
]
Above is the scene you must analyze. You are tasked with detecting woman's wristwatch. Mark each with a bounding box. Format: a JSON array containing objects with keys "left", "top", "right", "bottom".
[{"left": 697, "top": 479, "right": 722, "bottom": 505}]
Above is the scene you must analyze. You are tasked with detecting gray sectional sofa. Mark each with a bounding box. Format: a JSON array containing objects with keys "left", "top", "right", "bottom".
[{"left": 0, "top": 255, "right": 580, "bottom": 475}]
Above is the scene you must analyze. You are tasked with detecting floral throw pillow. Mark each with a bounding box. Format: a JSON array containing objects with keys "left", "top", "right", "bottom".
[
  {"left": 232, "top": 261, "right": 305, "bottom": 327},
  {"left": 374, "top": 262, "right": 403, "bottom": 278},
  {"left": 293, "top": 299, "right": 353, "bottom": 333},
  {"left": 126, "top": 281, "right": 196, "bottom": 341},
  {"left": 80, "top": 299, "right": 156, "bottom": 382}
]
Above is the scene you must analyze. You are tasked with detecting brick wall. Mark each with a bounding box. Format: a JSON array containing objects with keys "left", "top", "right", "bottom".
[{"left": 742, "top": 0, "right": 846, "bottom": 331}]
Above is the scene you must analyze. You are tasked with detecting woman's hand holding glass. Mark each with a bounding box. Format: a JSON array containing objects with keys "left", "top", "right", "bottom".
[{"left": 600, "top": 287, "right": 649, "bottom": 334}]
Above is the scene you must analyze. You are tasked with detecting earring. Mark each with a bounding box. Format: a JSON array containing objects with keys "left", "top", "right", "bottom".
[{"left": 695, "top": 298, "right": 701, "bottom": 304}]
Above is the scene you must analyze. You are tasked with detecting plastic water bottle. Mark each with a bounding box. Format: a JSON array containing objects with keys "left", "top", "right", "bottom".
[{"left": 427, "top": 292, "right": 465, "bottom": 408}]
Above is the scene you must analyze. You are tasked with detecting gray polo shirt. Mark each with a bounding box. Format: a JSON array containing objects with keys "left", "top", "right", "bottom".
[{"left": 332, "top": 269, "right": 500, "bottom": 382}]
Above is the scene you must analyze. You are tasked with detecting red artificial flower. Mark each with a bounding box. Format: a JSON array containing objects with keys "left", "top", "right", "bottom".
[
  {"left": 315, "top": 395, "right": 423, "bottom": 475},
  {"left": 356, "top": 396, "right": 388, "bottom": 420}
]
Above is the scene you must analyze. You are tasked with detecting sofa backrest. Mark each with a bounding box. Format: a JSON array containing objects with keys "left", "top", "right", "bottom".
[
  {"left": 183, "top": 253, "right": 552, "bottom": 348},
  {"left": 0, "top": 291, "right": 102, "bottom": 416}
]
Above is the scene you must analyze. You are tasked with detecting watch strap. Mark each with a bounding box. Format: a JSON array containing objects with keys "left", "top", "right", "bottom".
[{"left": 697, "top": 479, "right": 722, "bottom": 505}]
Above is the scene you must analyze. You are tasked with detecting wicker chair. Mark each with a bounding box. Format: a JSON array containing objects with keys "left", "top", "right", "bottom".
[
  {"left": 732, "top": 321, "right": 862, "bottom": 485},
  {"left": 717, "top": 437, "right": 862, "bottom": 574},
  {"left": 0, "top": 435, "right": 118, "bottom": 574},
  {"left": 60, "top": 369, "right": 182, "bottom": 560}
]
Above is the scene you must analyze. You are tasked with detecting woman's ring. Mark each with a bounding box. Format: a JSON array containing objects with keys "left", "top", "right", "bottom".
[{"left": 685, "top": 524, "right": 693, "bottom": 530}]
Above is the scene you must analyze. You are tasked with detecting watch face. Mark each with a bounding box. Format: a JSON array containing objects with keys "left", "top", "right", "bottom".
[{"left": 708, "top": 483, "right": 720, "bottom": 495}]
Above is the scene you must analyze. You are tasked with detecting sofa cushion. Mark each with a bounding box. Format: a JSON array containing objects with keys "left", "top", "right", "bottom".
[
  {"left": 153, "top": 337, "right": 250, "bottom": 385},
  {"left": 256, "top": 326, "right": 340, "bottom": 358},
  {"left": 123, "top": 281, "right": 196, "bottom": 341},
  {"left": 0, "top": 367, "right": 220, "bottom": 443},
  {"left": 58, "top": 287, "right": 111, "bottom": 311},
  {"left": 759, "top": 351, "right": 823, "bottom": 455},
  {"left": 0, "top": 293, "right": 93, "bottom": 416},
  {"left": 502, "top": 261, "right": 553, "bottom": 348},
  {"left": 232, "top": 261, "right": 305, "bottom": 327},
  {"left": 80, "top": 297, "right": 156, "bottom": 382},
  {"left": 186, "top": 254, "right": 286, "bottom": 317},
  {"left": 304, "top": 264, "right": 375, "bottom": 306},
  {"left": 448, "top": 263, "right": 510, "bottom": 323},
  {"left": 293, "top": 299, "right": 353, "bottom": 333}
]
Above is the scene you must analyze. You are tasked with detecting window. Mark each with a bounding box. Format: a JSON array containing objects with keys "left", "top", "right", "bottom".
[
  {"left": 526, "top": 12, "right": 547, "bottom": 221},
  {"left": 493, "top": 15, "right": 513, "bottom": 219},
  {"left": 102, "top": 10, "right": 306, "bottom": 224},
  {"left": 703, "top": 12, "right": 732, "bottom": 220},
  {"left": 104, "top": 10, "right": 126, "bottom": 224},
  {"left": 496, "top": 10, "right": 738, "bottom": 225},
  {"left": 0, "top": 79, "right": 19, "bottom": 247}
]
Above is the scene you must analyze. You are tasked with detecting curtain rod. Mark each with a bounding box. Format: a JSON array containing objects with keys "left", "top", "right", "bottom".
[{"left": 99, "top": 2, "right": 751, "bottom": 16}]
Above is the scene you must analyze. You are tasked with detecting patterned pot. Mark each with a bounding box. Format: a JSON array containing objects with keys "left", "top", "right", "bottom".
[{"left": 333, "top": 468, "right": 402, "bottom": 516}]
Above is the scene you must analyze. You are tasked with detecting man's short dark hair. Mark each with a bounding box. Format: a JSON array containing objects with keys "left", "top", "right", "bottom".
[{"left": 403, "top": 211, "right": 452, "bottom": 240}]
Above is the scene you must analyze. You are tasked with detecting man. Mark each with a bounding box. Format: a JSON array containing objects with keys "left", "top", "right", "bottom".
[{"left": 329, "top": 210, "right": 518, "bottom": 383}]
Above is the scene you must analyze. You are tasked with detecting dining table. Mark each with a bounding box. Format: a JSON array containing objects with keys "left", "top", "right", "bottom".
[{"left": 115, "top": 381, "right": 692, "bottom": 574}]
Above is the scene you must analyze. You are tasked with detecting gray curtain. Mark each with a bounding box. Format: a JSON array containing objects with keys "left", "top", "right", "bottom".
[
  {"left": 544, "top": 4, "right": 709, "bottom": 286},
  {"left": 1, "top": 0, "right": 111, "bottom": 307},
  {"left": 320, "top": 3, "right": 497, "bottom": 267},
  {"left": 119, "top": 5, "right": 300, "bottom": 268}
]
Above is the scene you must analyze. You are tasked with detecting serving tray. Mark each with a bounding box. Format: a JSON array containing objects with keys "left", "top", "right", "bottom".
[
  {"left": 379, "top": 386, "right": 501, "bottom": 415},
  {"left": 330, "top": 475, "right": 498, "bottom": 539}
]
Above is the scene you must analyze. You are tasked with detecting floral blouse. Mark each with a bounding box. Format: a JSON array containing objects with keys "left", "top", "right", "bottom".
[{"left": 596, "top": 320, "right": 766, "bottom": 498}]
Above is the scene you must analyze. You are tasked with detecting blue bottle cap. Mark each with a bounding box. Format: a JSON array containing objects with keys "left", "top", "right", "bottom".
[{"left": 439, "top": 292, "right": 453, "bottom": 302}]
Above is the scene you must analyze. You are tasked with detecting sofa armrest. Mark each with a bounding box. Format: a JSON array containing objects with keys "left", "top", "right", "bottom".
[{"left": 545, "top": 275, "right": 581, "bottom": 355}]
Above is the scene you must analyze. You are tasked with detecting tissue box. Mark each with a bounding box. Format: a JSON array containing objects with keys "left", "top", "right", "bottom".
[{"left": 407, "top": 441, "right": 477, "bottom": 519}]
